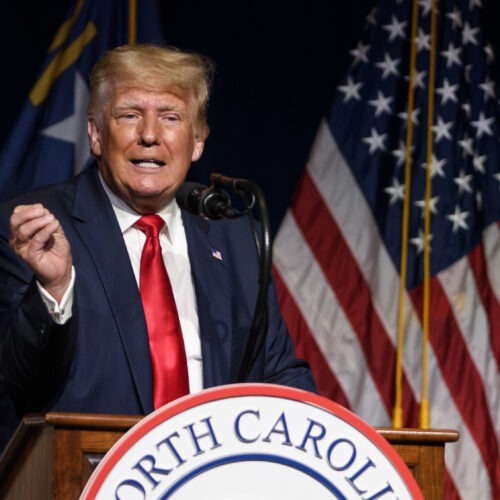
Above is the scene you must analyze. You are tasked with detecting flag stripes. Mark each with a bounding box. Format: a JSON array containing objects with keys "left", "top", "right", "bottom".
[{"left": 274, "top": 117, "right": 499, "bottom": 498}]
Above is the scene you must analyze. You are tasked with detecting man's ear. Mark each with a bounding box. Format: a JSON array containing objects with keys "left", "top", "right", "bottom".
[
  {"left": 87, "top": 117, "right": 102, "bottom": 156},
  {"left": 191, "top": 136, "right": 205, "bottom": 162}
]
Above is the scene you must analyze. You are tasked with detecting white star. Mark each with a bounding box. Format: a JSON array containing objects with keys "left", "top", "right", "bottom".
[
  {"left": 41, "top": 72, "right": 91, "bottom": 175},
  {"left": 416, "top": 28, "right": 430, "bottom": 52},
  {"left": 423, "top": 154, "right": 446, "bottom": 177},
  {"left": 469, "top": 0, "right": 482, "bottom": 8},
  {"left": 368, "top": 91, "right": 393, "bottom": 116},
  {"left": 338, "top": 76, "right": 363, "bottom": 102},
  {"left": 366, "top": 7, "right": 378, "bottom": 26},
  {"left": 462, "top": 22, "right": 479, "bottom": 46},
  {"left": 441, "top": 42, "right": 462, "bottom": 68},
  {"left": 414, "top": 196, "right": 439, "bottom": 216},
  {"left": 471, "top": 112, "right": 494, "bottom": 138},
  {"left": 362, "top": 127, "right": 387, "bottom": 153},
  {"left": 375, "top": 53, "right": 401, "bottom": 79},
  {"left": 472, "top": 153, "right": 487, "bottom": 173},
  {"left": 432, "top": 116, "right": 453, "bottom": 142},
  {"left": 398, "top": 108, "right": 421, "bottom": 126},
  {"left": 392, "top": 140, "right": 413, "bottom": 167},
  {"left": 453, "top": 170, "right": 473, "bottom": 194},
  {"left": 385, "top": 177, "right": 405, "bottom": 204},
  {"left": 383, "top": 16, "right": 407, "bottom": 41},
  {"left": 458, "top": 135, "right": 474, "bottom": 156},
  {"left": 462, "top": 102, "right": 472, "bottom": 118},
  {"left": 350, "top": 41, "right": 370, "bottom": 65},
  {"left": 485, "top": 43, "right": 495, "bottom": 63},
  {"left": 447, "top": 205, "right": 470, "bottom": 232},
  {"left": 494, "top": 172, "right": 500, "bottom": 188},
  {"left": 479, "top": 77, "right": 496, "bottom": 101},
  {"left": 446, "top": 6, "right": 463, "bottom": 29},
  {"left": 435, "top": 78, "right": 458, "bottom": 104},
  {"left": 405, "top": 70, "right": 427, "bottom": 89},
  {"left": 419, "top": 0, "right": 433, "bottom": 16},
  {"left": 410, "top": 229, "right": 433, "bottom": 254}
]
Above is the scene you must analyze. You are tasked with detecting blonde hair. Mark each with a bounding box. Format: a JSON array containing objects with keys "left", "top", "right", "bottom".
[{"left": 88, "top": 44, "right": 214, "bottom": 138}]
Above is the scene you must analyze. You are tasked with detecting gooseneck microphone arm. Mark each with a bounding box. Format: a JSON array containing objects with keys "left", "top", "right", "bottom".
[{"left": 209, "top": 173, "right": 272, "bottom": 383}]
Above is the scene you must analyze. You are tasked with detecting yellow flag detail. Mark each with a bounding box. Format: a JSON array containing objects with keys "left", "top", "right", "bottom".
[
  {"left": 48, "top": 0, "right": 85, "bottom": 52},
  {"left": 29, "top": 22, "right": 97, "bottom": 106}
]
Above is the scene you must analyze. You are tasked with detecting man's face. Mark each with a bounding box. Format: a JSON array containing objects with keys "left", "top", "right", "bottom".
[{"left": 88, "top": 82, "right": 205, "bottom": 214}]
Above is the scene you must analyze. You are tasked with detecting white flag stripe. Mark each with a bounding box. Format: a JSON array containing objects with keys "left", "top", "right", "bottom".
[
  {"left": 292, "top": 118, "right": 493, "bottom": 498},
  {"left": 438, "top": 258, "right": 500, "bottom": 444},
  {"left": 483, "top": 222, "right": 500, "bottom": 303},
  {"left": 274, "top": 213, "right": 390, "bottom": 422},
  {"left": 308, "top": 122, "right": 427, "bottom": 400}
]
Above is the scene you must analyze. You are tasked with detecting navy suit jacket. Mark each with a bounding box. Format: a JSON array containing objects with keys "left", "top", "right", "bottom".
[{"left": 0, "top": 166, "right": 315, "bottom": 451}]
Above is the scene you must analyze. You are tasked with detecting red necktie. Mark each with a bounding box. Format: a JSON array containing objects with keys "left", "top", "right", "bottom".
[{"left": 135, "top": 215, "right": 189, "bottom": 408}]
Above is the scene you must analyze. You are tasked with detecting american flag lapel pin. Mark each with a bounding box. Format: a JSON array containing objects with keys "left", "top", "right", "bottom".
[{"left": 211, "top": 248, "right": 223, "bottom": 261}]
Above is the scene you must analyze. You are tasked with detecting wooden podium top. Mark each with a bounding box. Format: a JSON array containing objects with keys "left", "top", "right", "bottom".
[{"left": 0, "top": 413, "right": 459, "bottom": 499}]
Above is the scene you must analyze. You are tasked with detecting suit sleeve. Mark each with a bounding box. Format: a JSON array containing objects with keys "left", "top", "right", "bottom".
[{"left": 0, "top": 223, "right": 76, "bottom": 413}]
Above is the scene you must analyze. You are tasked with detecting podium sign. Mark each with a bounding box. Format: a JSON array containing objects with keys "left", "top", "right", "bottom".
[{"left": 81, "top": 384, "right": 422, "bottom": 499}]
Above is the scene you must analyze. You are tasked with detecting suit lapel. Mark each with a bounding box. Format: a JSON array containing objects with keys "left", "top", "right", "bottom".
[
  {"left": 71, "top": 168, "right": 153, "bottom": 412},
  {"left": 182, "top": 213, "right": 233, "bottom": 388}
]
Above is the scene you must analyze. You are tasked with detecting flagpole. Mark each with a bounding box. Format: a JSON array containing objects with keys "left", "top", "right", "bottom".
[
  {"left": 129, "top": 0, "right": 137, "bottom": 45},
  {"left": 393, "top": 0, "right": 420, "bottom": 429},
  {"left": 419, "top": 0, "right": 438, "bottom": 431}
]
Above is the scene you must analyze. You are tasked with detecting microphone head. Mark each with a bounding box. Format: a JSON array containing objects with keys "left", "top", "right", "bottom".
[{"left": 175, "top": 181, "right": 207, "bottom": 215}]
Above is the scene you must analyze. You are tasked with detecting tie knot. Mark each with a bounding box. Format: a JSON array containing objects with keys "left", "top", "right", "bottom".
[{"left": 135, "top": 215, "right": 165, "bottom": 238}]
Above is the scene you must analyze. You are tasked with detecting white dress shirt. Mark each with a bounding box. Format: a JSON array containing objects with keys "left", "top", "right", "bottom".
[{"left": 39, "top": 174, "right": 204, "bottom": 395}]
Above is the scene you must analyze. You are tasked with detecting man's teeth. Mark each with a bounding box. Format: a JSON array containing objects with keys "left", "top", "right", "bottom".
[{"left": 133, "top": 160, "right": 164, "bottom": 168}]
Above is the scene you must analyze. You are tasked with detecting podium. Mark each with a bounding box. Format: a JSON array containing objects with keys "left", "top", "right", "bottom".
[{"left": 0, "top": 412, "right": 458, "bottom": 499}]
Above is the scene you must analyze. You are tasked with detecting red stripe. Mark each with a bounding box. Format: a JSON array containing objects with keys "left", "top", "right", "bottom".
[
  {"left": 274, "top": 265, "right": 351, "bottom": 408},
  {"left": 291, "top": 170, "right": 418, "bottom": 426},
  {"left": 410, "top": 277, "right": 500, "bottom": 498},
  {"left": 468, "top": 242, "right": 500, "bottom": 368}
]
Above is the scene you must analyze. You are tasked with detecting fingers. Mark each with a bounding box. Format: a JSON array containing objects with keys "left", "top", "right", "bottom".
[{"left": 10, "top": 204, "right": 58, "bottom": 251}]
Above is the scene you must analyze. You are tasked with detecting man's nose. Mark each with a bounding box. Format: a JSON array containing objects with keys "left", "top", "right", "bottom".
[{"left": 138, "top": 114, "right": 160, "bottom": 145}]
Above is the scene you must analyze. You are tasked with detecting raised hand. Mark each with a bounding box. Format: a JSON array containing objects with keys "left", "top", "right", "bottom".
[{"left": 9, "top": 204, "right": 73, "bottom": 303}]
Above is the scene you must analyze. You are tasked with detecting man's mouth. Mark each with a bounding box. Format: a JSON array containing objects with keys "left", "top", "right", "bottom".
[{"left": 131, "top": 159, "right": 166, "bottom": 168}]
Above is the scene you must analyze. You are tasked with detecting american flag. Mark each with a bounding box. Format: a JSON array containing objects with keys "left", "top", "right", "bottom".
[{"left": 273, "top": 0, "right": 500, "bottom": 498}]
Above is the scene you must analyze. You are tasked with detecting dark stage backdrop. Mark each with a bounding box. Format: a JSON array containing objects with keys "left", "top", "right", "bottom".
[{"left": 1, "top": 1, "right": 499, "bottom": 234}]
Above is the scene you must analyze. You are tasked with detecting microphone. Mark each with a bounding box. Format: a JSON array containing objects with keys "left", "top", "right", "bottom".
[{"left": 176, "top": 181, "right": 236, "bottom": 219}]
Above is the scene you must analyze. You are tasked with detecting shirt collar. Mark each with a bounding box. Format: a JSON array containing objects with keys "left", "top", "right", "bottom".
[{"left": 98, "top": 171, "right": 183, "bottom": 244}]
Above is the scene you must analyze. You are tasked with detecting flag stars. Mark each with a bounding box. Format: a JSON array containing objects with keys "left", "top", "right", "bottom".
[
  {"left": 423, "top": 154, "right": 446, "bottom": 178},
  {"left": 471, "top": 112, "right": 494, "bottom": 138},
  {"left": 410, "top": 229, "right": 433, "bottom": 254},
  {"left": 453, "top": 170, "right": 474, "bottom": 194},
  {"left": 375, "top": 53, "right": 401, "bottom": 79},
  {"left": 432, "top": 116, "right": 453, "bottom": 142},
  {"left": 415, "top": 196, "right": 439, "bottom": 216},
  {"left": 446, "top": 6, "right": 463, "bottom": 29},
  {"left": 478, "top": 77, "right": 496, "bottom": 101},
  {"left": 338, "top": 76, "right": 363, "bottom": 102},
  {"left": 362, "top": 127, "right": 387, "bottom": 153},
  {"left": 385, "top": 177, "right": 405, "bottom": 204},
  {"left": 484, "top": 43, "right": 495, "bottom": 63},
  {"left": 462, "top": 22, "right": 479, "bottom": 46},
  {"left": 415, "top": 28, "right": 430, "bottom": 52},
  {"left": 350, "top": 41, "right": 370, "bottom": 65},
  {"left": 447, "top": 205, "right": 470, "bottom": 232},
  {"left": 435, "top": 78, "right": 458, "bottom": 105},
  {"left": 494, "top": 172, "right": 500, "bottom": 189},
  {"left": 383, "top": 16, "right": 407, "bottom": 41},
  {"left": 399, "top": 108, "right": 421, "bottom": 127},
  {"left": 472, "top": 153, "right": 487, "bottom": 173},
  {"left": 392, "top": 140, "right": 413, "bottom": 167},
  {"left": 368, "top": 91, "right": 393, "bottom": 116},
  {"left": 458, "top": 135, "right": 474, "bottom": 156},
  {"left": 405, "top": 70, "right": 427, "bottom": 89},
  {"left": 441, "top": 42, "right": 462, "bottom": 68}
]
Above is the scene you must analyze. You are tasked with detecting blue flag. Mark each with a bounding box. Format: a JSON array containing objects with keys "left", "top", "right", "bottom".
[{"left": 0, "top": 0, "right": 163, "bottom": 201}]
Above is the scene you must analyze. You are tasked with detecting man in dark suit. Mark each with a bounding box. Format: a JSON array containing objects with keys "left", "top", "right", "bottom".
[{"left": 0, "top": 44, "right": 315, "bottom": 452}]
